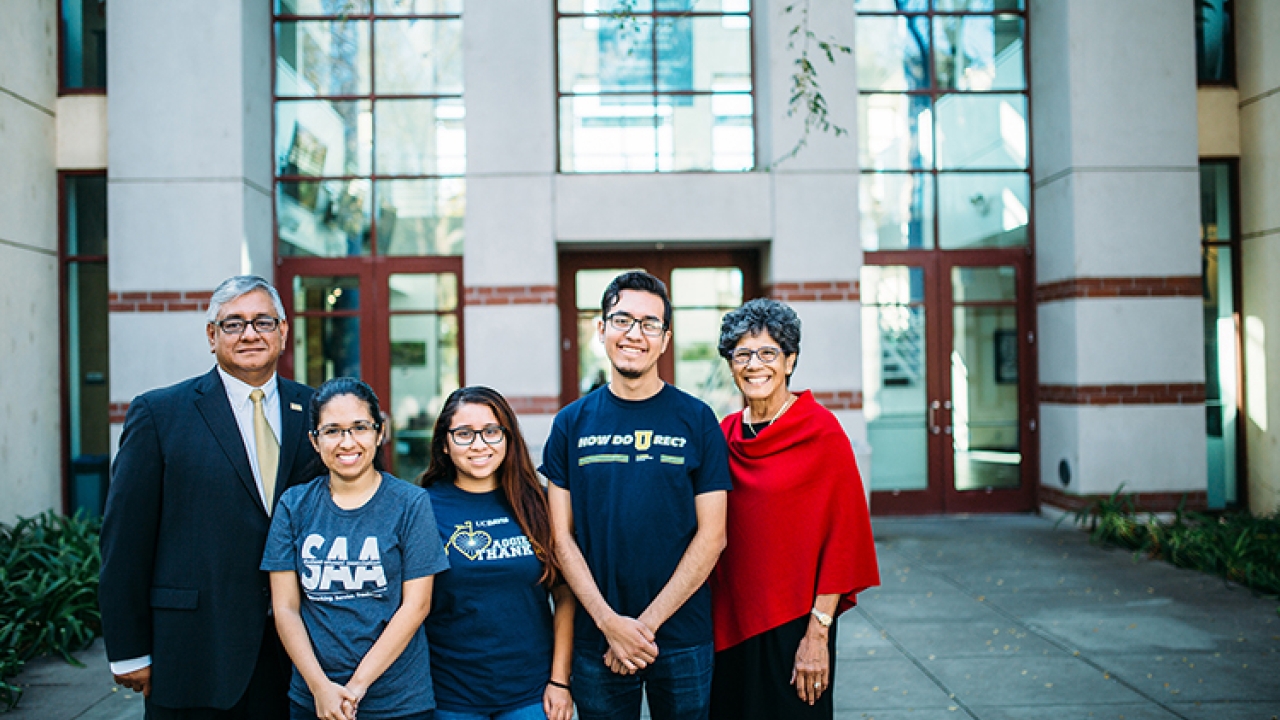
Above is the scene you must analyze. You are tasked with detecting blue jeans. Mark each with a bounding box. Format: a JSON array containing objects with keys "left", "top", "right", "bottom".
[
  {"left": 434, "top": 701, "right": 546, "bottom": 720},
  {"left": 571, "top": 642, "right": 714, "bottom": 720}
]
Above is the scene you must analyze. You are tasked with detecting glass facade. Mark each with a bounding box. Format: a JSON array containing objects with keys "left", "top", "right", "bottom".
[
  {"left": 274, "top": 1, "right": 465, "bottom": 257},
  {"left": 1200, "top": 161, "right": 1240, "bottom": 509},
  {"left": 556, "top": 0, "right": 754, "bottom": 172},
  {"left": 61, "top": 0, "right": 107, "bottom": 90},
  {"left": 857, "top": 0, "right": 1029, "bottom": 251},
  {"left": 1196, "top": 0, "right": 1235, "bottom": 84}
]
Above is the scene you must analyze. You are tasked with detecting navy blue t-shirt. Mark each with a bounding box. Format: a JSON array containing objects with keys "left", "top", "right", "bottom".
[
  {"left": 262, "top": 474, "right": 449, "bottom": 719},
  {"left": 425, "top": 482, "right": 555, "bottom": 713},
  {"left": 539, "top": 384, "right": 732, "bottom": 653}
]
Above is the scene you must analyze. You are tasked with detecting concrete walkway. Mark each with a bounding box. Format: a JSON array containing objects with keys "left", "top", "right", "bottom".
[{"left": 6, "top": 515, "right": 1278, "bottom": 719}]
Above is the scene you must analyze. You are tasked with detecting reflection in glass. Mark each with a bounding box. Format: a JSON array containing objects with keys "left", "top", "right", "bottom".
[
  {"left": 275, "top": 0, "right": 370, "bottom": 14},
  {"left": 859, "top": 94, "right": 933, "bottom": 170},
  {"left": 937, "top": 172, "right": 1029, "bottom": 249},
  {"left": 951, "top": 305, "right": 1020, "bottom": 491},
  {"left": 389, "top": 313, "right": 459, "bottom": 481},
  {"left": 933, "top": 0, "right": 1024, "bottom": 10},
  {"left": 374, "top": 0, "right": 463, "bottom": 14},
  {"left": 854, "top": 0, "right": 927, "bottom": 11},
  {"left": 558, "top": 16, "right": 656, "bottom": 94},
  {"left": 294, "top": 276, "right": 361, "bottom": 312},
  {"left": 293, "top": 315, "right": 362, "bottom": 388},
  {"left": 856, "top": 16, "right": 929, "bottom": 92},
  {"left": 558, "top": 0, "right": 655, "bottom": 12},
  {"left": 1200, "top": 162, "right": 1233, "bottom": 243},
  {"left": 64, "top": 175, "right": 108, "bottom": 256},
  {"left": 671, "top": 268, "right": 743, "bottom": 418},
  {"left": 65, "top": 260, "right": 111, "bottom": 517},
  {"left": 1196, "top": 0, "right": 1234, "bottom": 83},
  {"left": 278, "top": 179, "right": 373, "bottom": 256},
  {"left": 934, "top": 16, "right": 1024, "bottom": 91},
  {"left": 658, "top": 94, "right": 753, "bottom": 172},
  {"left": 388, "top": 273, "right": 458, "bottom": 312},
  {"left": 374, "top": 20, "right": 463, "bottom": 95},
  {"left": 951, "top": 266, "right": 1015, "bottom": 302},
  {"left": 375, "top": 99, "right": 465, "bottom": 175},
  {"left": 861, "top": 265, "right": 928, "bottom": 492},
  {"left": 275, "top": 21, "right": 370, "bottom": 98},
  {"left": 655, "top": 17, "right": 752, "bottom": 93},
  {"left": 860, "top": 172, "right": 933, "bottom": 251},
  {"left": 935, "top": 94, "right": 1026, "bottom": 169},
  {"left": 276, "top": 100, "right": 373, "bottom": 177},
  {"left": 377, "top": 179, "right": 464, "bottom": 256},
  {"left": 560, "top": 96, "right": 658, "bottom": 172},
  {"left": 61, "top": 0, "right": 107, "bottom": 89},
  {"left": 1203, "top": 244, "right": 1237, "bottom": 508}
]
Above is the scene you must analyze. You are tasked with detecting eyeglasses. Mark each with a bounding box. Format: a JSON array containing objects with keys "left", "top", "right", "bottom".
[
  {"left": 605, "top": 312, "right": 666, "bottom": 338},
  {"left": 448, "top": 424, "right": 506, "bottom": 447},
  {"left": 314, "top": 421, "right": 379, "bottom": 442},
  {"left": 730, "top": 346, "right": 783, "bottom": 366},
  {"left": 215, "top": 316, "right": 282, "bottom": 335}
]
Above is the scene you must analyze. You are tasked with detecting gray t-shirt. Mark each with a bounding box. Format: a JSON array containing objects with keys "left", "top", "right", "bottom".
[{"left": 262, "top": 473, "right": 449, "bottom": 719}]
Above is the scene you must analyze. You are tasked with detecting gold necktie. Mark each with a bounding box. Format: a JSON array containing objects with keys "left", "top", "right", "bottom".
[{"left": 250, "top": 389, "right": 280, "bottom": 514}]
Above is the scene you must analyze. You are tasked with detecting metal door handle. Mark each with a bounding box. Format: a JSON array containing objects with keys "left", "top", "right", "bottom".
[{"left": 929, "top": 400, "right": 941, "bottom": 434}]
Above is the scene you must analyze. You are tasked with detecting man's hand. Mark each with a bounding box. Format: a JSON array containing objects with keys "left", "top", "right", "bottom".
[
  {"left": 113, "top": 667, "right": 151, "bottom": 697},
  {"left": 599, "top": 614, "right": 658, "bottom": 673}
]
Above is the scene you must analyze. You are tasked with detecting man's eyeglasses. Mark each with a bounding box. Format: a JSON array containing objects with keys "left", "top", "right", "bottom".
[
  {"left": 730, "top": 346, "right": 783, "bottom": 366},
  {"left": 215, "top": 316, "right": 282, "bottom": 336},
  {"left": 605, "top": 312, "right": 666, "bottom": 338},
  {"left": 313, "top": 421, "right": 379, "bottom": 442},
  {"left": 448, "top": 425, "right": 507, "bottom": 447}
]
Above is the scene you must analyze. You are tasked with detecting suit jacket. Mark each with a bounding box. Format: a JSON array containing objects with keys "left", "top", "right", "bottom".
[{"left": 99, "top": 367, "right": 323, "bottom": 710}]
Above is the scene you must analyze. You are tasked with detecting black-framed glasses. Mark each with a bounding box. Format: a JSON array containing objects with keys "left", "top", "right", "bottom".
[
  {"left": 730, "top": 346, "right": 783, "bottom": 366},
  {"left": 313, "top": 421, "right": 379, "bottom": 442},
  {"left": 605, "top": 312, "right": 667, "bottom": 338},
  {"left": 215, "top": 316, "right": 282, "bottom": 335},
  {"left": 448, "top": 424, "right": 506, "bottom": 447}
]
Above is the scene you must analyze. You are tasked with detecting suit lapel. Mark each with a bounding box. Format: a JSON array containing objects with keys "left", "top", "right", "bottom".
[
  {"left": 193, "top": 368, "right": 267, "bottom": 515},
  {"left": 276, "top": 380, "right": 309, "bottom": 504}
]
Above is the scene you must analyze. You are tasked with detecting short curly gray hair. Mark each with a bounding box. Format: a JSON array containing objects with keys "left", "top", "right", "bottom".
[{"left": 718, "top": 298, "right": 802, "bottom": 360}]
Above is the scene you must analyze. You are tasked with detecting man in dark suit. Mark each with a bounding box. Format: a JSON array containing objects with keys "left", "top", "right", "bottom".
[{"left": 100, "top": 275, "right": 322, "bottom": 719}]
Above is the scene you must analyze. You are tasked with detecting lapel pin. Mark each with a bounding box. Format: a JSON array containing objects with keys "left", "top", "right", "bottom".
[{"left": 290, "top": 403, "right": 303, "bottom": 412}]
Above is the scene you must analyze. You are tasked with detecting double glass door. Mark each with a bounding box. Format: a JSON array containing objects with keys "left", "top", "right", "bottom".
[
  {"left": 279, "top": 257, "right": 462, "bottom": 481},
  {"left": 862, "top": 252, "right": 1035, "bottom": 513}
]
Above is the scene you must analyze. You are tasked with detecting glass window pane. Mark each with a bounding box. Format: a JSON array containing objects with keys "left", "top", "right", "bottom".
[
  {"left": 374, "top": 19, "right": 463, "bottom": 95},
  {"left": 275, "top": 21, "right": 370, "bottom": 98},
  {"left": 278, "top": 179, "right": 373, "bottom": 257},
  {"left": 860, "top": 172, "right": 934, "bottom": 251},
  {"left": 558, "top": 0, "right": 655, "bottom": 12},
  {"left": 933, "top": 0, "right": 1024, "bottom": 10},
  {"left": 862, "top": 265, "right": 926, "bottom": 306},
  {"left": 389, "top": 313, "right": 459, "bottom": 482},
  {"left": 935, "top": 94, "right": 1026, "bottom": 169},
  {"left": 276, "top": 100, "right": 373, "bottom": 177},
  {"left": 374, "top": 99, "right": 466, "bottom": 175},
  {"left": 1197, "top": 0, "right": 1234, "bottom": 83},
  {"left": 64, "top": 175, "right": 108, "bottom": 256},
  {"left": 388, "top": 273, "right": 458, "bottom": 311},
  {"left": 656, "top": 17, "right": 751, "bottom": 93},
  {"left": 560, "top": 96, "right": 658, "bottom": 172},
  {"left": 377, "top": 179, "right": 464, "bottom": 256},
  {"left": 657, "top": 94, "right": 753, "bottom": 172},
  {"left": 576, "top": 269, "right": 638, "bottom": 311},
  {"left": 559, "top": 16, "right": 656, "bottom": 94},
  {"left": 674, "top": 308, "right": 741, "bottom": 418},
  {"left": 275, "top": 0, "right": 370, "bottom": 14},
  {"left": 293, "top": 316, "right": 362, "bottom": 388},
  {"left": 952, "top": 305, "right": 1020, "bottom": 491},
  {"left": 855, "top": 0, "right": 928, "bottom": 11},
  {"left": 374, "top": 0, "right": 463, "bottom": 13},
  {"left": 1200, "top": 162, "right": 1233, "bottom": 242},
  {"left": 658, "top": 0, "right": 749, "bottom": 9},
  {"left": 856, "top": 16, "right": 929, "bottom": 92},
  {"left": 934, "top": 16, "right": 1024, "bottom": 91},
  {"left": 937, "top": 172, "right": 1029, "bottom": 249},
  {"left": 859, "top": 94, "right": 933, "bottom": 170},
  {"left": 293, "top": 276, "right": 361, "bottom": 311},
  {"left": 65, "top": 261, "right": 110, "bottom": 459},
  {"left": 61, "top": 0, "right": 107, "bottom": 89},
  {"left": 952, "top": 266, "right": 1016, "bottom": 302},
  {"left": 1203, "top": 244, "right": 1238, "bottom": 507},
  {"left": 671, "top": 267, "right": 742, "bottom": 308}
]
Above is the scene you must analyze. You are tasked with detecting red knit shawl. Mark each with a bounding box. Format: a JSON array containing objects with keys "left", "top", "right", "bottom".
[{"left": 710, "top": 390, "right": 880, "bottom": 651}]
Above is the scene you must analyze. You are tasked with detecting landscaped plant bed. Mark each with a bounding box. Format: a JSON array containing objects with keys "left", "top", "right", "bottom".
[
  {"left": 0, "top": 511, "right": 102, "bottom": 711},
  {"left": 1071, "top": 489, "right": 1280, "bottom": 603}
]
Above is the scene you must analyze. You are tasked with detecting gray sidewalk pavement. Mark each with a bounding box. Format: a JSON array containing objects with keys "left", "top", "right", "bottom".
[{"left": 6, "top": 515, "right": 1278, "bottom": 719}]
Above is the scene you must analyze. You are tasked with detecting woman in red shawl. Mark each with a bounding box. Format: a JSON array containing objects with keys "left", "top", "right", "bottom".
[{"left": 709, "top": 298, "right": 880, "bottom": 720}]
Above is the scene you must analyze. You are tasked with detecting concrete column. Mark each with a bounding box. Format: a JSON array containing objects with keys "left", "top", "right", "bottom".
[
  {"left": 1030, "top": 0, "right": 1206, "bottom": 507},
  {"left": 0, "top": 0, "right": 59, "bottom": 520},
  {"left": 106, "top": 1, "right": 272, "bottom": 413},
  {"left": 1237, "top": 0, "right": 1280, "bottom": 515}
]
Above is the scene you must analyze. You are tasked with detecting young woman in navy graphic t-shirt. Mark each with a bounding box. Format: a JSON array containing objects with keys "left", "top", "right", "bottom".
[{"left": 420, "top": 386, "right": 575, "bottom": 720}]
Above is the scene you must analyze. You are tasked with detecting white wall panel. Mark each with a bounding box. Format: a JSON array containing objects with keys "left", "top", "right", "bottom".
[
  {"left": 770, "top": 172, "right": 860, "bottom": 283},
  {"left": 555, "top": 173, "right": 771, "bottom": 242},
  {"left": 464, "top": 175, "right": 556, "bottom": 286},
  {"left": 786, "top": 301, "right": 862, "bottom": 394},
  {"left": 108, "top": 312, "right": 215, "bottom": 402},
  {"left": 463, "top": 304, "right": 559, "bottom": 397}
]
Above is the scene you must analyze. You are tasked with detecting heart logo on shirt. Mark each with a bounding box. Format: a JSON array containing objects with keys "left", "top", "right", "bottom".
[{"left": 447, "top": 521, "right": 492, "bottom": 561}]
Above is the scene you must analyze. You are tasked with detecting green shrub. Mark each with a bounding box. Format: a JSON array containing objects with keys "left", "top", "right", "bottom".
[
  {"left": 0, "top": 511, "right": 103, "bottom": 711},
  {"left": 1072, "top": 488, "right": 1280, "bottom": 597}
]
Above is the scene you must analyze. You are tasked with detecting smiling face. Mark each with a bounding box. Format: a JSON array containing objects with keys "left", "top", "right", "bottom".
[
  {"left": 730, "top": 330, "right": 797, "bottom": 406},
  {"left": 445, "top": 402, "right": 508, "bottom": 491},
  {"left": 206, "top": 289, "right": 288, "bottom": 386},
  {"left": 311, "top": 393, "right": 383, "bottom": 484},
  {"left": 599, "top": 289, "right": 671, "bottom": 382}
]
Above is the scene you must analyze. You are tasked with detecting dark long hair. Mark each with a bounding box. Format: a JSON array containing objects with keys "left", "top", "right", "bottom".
[{"left": 419, "top": 386, "right": 560, "bottom": 587}]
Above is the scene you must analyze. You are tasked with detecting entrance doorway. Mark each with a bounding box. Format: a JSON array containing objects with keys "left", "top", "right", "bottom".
[
  {"left": 862, "top": 251, "right": 1037, "bottom": 513},
  {"left": 558, "top": 249, "right": 761, "bottom": 415},
  {"left": 278, "top": 257, "right": 463, "bottom": 481}
]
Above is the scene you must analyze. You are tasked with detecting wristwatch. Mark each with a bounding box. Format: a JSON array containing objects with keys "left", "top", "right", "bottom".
[{"left": 810, "top": 607, "right": 833, "bottom": 627}]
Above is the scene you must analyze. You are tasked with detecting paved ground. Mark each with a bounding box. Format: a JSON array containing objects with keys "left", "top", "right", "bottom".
[{"left": 6, "top": 515, "right": 1279, "bottom": 719}]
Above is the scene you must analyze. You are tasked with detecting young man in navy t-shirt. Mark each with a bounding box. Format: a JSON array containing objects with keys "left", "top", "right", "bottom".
[{"left": 541, "top": 271, "right": 731, "bottom": 720}]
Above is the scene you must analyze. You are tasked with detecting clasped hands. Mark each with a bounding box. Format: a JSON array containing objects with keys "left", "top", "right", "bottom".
[
  {"left": 312, "top": 678, "right": 367, "bottom": 720},
  {"left": 600, "top": 614, "right": 658, "bottom": 675}
]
